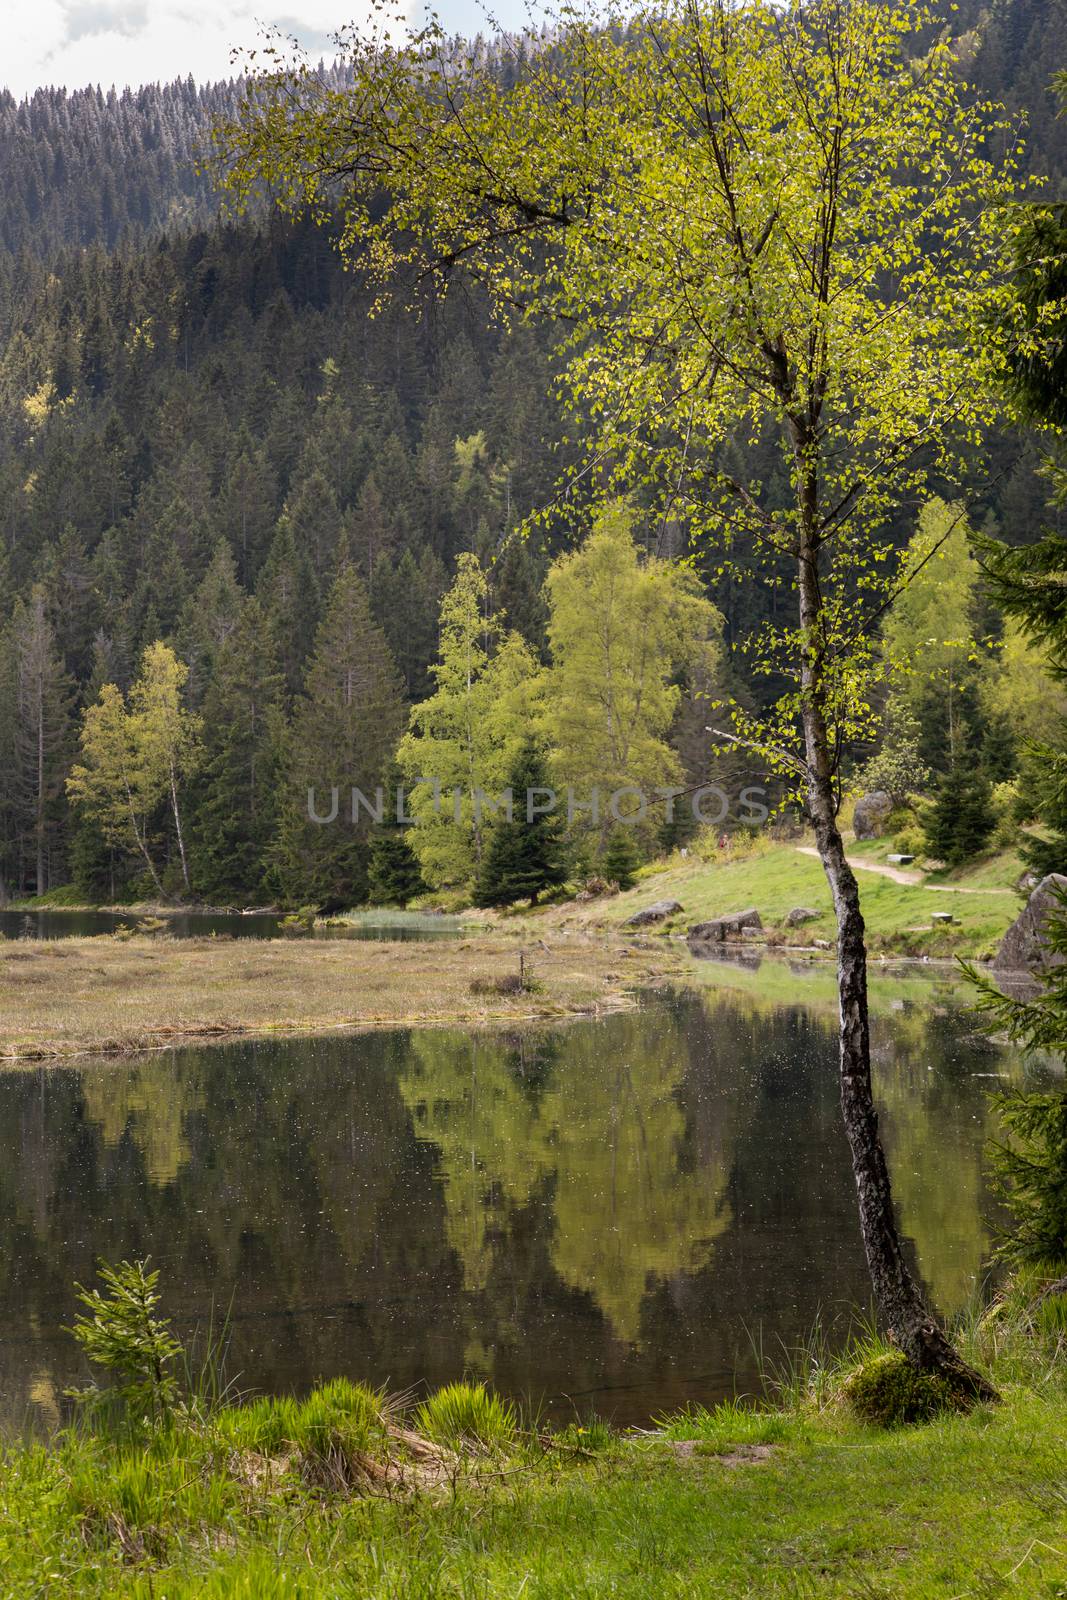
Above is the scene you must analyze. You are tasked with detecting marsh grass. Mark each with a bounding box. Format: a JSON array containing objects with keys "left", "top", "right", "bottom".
[
  {"left": 0, "top": 930, "right": 678, "bottom": 1061},
  {"left": 413, "top": 1381, "right": 517, "bottom": 1451}
]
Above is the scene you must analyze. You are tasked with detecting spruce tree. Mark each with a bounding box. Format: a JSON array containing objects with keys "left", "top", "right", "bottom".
[
  {"left": 367, "top": 772, "right": 426, "bottom": 907},
  {"left": 601, "top": 826, "right": 640, "bottom": 892},
  {"left": 10, "top": 589, "right": 74, "bottom": 895},
  {"left": 474, "top": 739, "right": 566, "bottom": 908},
  {"left": 275, "top": 563, "right": 405, "bottom": 908},
  {"left": 188, "top": 598, "right": 284, "bottom": 902},
  {"left": 922, "top": 763, "right": 996, "bottom": 867},
  {"left": 967, "top": 916, "right": 1067, "bottom": 1272}
]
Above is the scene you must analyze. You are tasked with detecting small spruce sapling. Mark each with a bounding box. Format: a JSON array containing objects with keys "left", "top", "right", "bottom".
[
  {"left": 602, "top": 827, "right": 640, "bottom": 893},
  {"left": 66, "top": 1258, "right": 183, "bottom": 1425}
]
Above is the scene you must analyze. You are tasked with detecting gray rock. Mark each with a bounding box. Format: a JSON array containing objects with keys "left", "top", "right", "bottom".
[
  {"left": 625, "top": 899, "right": 683, "bottom": 927},
  {"left": 785, "top": 906, "right": 821, "bottom": 927},
  {"left": 993, "top": 874, "right": 1067, "bottom": 974},
  {"left": 853, "top": 790, "right": 893, "bottom": 840},
  {"left": 687, "top": 907, "right": 762, "bottom": 945}
]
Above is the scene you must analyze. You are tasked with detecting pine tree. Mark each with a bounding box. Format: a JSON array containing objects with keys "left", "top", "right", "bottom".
[
  {"left": 602, "top": 826, "right": 640, "bottom": 892},
  {"left": 275, "top": 564, "right": 405, "bottom": 908},
  {"left": 474, "top": 740, "right": 566, "bottom": 908},
  {"left": 371, "top": 545, "right": 445, "bottom": 701}
]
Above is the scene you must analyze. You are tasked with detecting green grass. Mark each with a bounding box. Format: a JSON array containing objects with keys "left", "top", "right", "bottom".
[
  {"left": 1, "top": 1293, "right": 1065, "bottom": 1597},
  {"left": 413, "top": 1380, "right": 517, "bottom": 1450},
  {"left": 548, "top": 836, "right": 1024, "bottom": 958}
]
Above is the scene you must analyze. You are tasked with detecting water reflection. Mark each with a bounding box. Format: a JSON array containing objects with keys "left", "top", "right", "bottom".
[{"left": 0, "top": 979, "right": 1035, "bottom": 1431}]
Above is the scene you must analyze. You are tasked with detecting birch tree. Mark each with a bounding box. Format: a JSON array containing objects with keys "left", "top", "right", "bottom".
[{"left": 218, "top": 0, "right": 1016, "bottom": 1392}]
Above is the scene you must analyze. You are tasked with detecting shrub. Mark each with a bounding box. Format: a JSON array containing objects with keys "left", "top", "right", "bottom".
[
  {"left": 413, "top": 1382, "right": 516, "bottom": 1450},
  {"left": 891, "top": 826, "right": 926, "bottom": 857},
  {"left": 990, "top": 779, "right": 1021, "bottom": 851},
  {"left": 843, "top": 1352, "right": 963, "bottom": 1427}
]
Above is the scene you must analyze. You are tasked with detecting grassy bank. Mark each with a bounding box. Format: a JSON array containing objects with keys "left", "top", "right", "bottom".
[
  {"left": 0, "top": 930, "right": 684, "bottom": 1061},
  {"left": 539, "top": 834, "right": 1022, "bottom": 958},
  {"left": 3, "top": 1288, "right": 1064, "bottom": 1597}
]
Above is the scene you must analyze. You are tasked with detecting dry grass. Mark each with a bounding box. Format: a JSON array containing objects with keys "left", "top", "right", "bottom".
[{"left": 0, "top": 932, "right": 686, "bottom": 1061}]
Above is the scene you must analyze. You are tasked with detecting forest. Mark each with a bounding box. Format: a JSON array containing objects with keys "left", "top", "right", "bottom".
[{"left": 1, "top": 0, "right": 1067, "bottom": 915}]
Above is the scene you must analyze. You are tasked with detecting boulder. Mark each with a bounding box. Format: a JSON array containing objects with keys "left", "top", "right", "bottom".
[
  {"left": 853, "top": 790, "right": 893, "bottom": 840},
  {"left": 625, "top": 899, "right": 683, "bottom": 927},
  {"left": 993, "top": 874, "right": 1067, "bottom": 974},
  {"left": 687, "top": 908, "right": 762, "bottom": 945},
  {"left": 785, "top": 906, "right": 821, "bottom": 927}
]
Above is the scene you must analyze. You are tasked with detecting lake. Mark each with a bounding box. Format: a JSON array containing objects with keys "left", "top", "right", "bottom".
[
  {"left": 0, "top": 963, "right": 1040, "bottom": 1433},
  {"left": 0, "top": 909, "right": 464, "bottom": 942}
]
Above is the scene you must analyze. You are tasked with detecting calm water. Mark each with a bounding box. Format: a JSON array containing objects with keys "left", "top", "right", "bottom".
[
  {"left": 0, "top": 909, "right": 463, "bottom": 942},
  {"left": 0, "top": 970, "right": 1037, "bottom": 1432}
]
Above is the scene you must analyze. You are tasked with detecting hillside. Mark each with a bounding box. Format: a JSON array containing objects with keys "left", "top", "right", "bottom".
[{"left": 541, "top": 834, "right": 1025, "bottom": 959}]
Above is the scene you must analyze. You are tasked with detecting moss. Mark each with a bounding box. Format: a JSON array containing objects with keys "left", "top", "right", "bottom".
[{"left": 842, "top": 1352, "right": 968, "bottom": 1427}]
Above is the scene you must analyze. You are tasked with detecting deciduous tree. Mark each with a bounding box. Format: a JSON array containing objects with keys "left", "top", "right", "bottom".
[{"left": 220, "top": 0, "right": 1015, "bottom": 1391}]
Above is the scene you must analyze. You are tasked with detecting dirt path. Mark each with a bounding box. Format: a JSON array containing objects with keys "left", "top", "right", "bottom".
[{"left": 794, "top": 846, "right": 1015, "bottom": 895}]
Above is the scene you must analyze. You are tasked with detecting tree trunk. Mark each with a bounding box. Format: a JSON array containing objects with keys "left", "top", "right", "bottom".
[
  {"left": 35, "top": 680, "right": 46, "bottom": 897},
  {"left": 169, "top": 768, "right": 191, "bottom": 896},
  {"left": 796, "top": 536, "right": 996, "bottom": 1401}
]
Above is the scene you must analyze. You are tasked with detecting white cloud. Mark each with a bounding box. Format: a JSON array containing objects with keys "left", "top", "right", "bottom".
[{"left": 3, "top": 0, "right": 384, "bottom": 98}]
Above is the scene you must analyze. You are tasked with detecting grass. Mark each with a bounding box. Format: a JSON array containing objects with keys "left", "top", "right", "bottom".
[
  {"left": 0, "top": 930, "right": 685, "bottom": 1061},
  {"left": 537, "top": 833, "right": 1024, "bottom": 958},
  {"left": 1, "top": 1283, "right": 1064, "bottom": 1597}
]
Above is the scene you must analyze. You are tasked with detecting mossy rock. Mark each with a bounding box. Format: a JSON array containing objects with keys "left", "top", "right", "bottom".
[{"left": 843, "top": 1352, "right": 966, "bottom": 1427}]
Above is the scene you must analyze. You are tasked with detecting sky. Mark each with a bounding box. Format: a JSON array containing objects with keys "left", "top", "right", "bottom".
[{"left": 3, "top": 0, "right": 527, "bottom": 99}]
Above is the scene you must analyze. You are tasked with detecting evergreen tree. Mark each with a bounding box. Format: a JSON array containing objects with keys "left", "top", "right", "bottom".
[
  {"left": 474, "top": 740, "right": 567, "bottom": 907},
  {"left": 275, "top": 564, "right": 405, "bottom": 908},
  {"left": 967, "top": 916, "right": 1067, "bottom": 1272},
  {"left": 256, "top": 518, "right": 321, "bottom": 697},
  {"left": 371, "top": 546, "right": 446, "bottom": 701},
  {"left": 176, "top": 540, "right": 246, "bottom": 707},
  {"left": 602, "top": 827, "right": 640, "bottom": 892},
  {"left": 367, "top": 770, "right": 426, "bottom": 907},
  {"left": 922, "top": 763, "right": 996, "bottom": 867},
  {"left": 188, "top": 599, "right": 284, "bottom": 902},
  {"left": 8, "top": 589, "right": 74, "bottom": 894}
]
